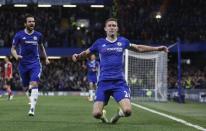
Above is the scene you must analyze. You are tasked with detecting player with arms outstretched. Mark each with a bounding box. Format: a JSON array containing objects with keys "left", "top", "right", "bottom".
[
  {"left": 82, "top": 54, "right": 99, "bottom": 101},
  {"left": 72, "top": 18, "right": 168, "bottom": 123},
  {"left": 11, "top": 14, "right": 50, "bottom": 116}
]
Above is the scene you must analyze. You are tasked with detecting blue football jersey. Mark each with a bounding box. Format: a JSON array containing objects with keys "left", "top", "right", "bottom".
[
  {"left": 87, "top": 60, "right": 98, "bottom": 75},
  {"left": 86, "top": 60, "right": 99, "bottom": 82},
  {"left": 12, "top": 29, "right": 43, "bottom": 65},
  {"left": 89, "top": 36, "right": 130, "bottom": 81}
]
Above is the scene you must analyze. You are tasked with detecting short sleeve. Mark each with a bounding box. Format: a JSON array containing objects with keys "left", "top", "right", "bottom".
[
  {"left": 12, "top": 33, "right": 20, "bottom": 46},
  {"left": 89, "top": 39, "right": 99, "bottom": 53}
]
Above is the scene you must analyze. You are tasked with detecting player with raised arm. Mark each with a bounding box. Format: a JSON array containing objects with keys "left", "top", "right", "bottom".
[
  {"left": 72, "top": 18, "right": 168, "bottom": 124},
  {"left": 82, "top": 54, "right": 99, "bottom": 101},
  {"left": 11, "top": 14, "right": 50, "bottom": 116}
]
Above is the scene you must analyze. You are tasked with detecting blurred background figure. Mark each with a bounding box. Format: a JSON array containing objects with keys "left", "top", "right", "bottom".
[
  {"left": 2, "top": 56, "right": 13, "bottom": 100},
  {"left": 82, "top": 54, "right": 99, "bottom": 101}
]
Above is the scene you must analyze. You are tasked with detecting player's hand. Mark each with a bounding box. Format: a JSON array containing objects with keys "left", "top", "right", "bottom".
[
  {"left": 157, "top": 46, "right": 169, "bottom": 52},
  {"left": 72, "top": 54, "right": 79, "bottom": 62},
  {"left": 15, "top": 55, "right": 23, "bottom": 61},
  {"left": 45, "top": 58, "right": 50, "bottom": 65}
]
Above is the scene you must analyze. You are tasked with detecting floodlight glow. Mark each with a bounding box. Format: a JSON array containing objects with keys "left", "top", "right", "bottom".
[
  {"left": 14, "top": 4, "right": 28, "bottom": 7},
  {"left": 90, "top": 5, "right": 104, "bottom": 8},
  {"left": 63, "top": 5, "right": 77, "bottom": 8},
  {"left": 38, "top": 4, "right": 51, "bottom": 7}
]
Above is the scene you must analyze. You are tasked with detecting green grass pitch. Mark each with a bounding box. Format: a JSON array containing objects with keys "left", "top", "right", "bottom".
[{"left": 0, "top": 95, "right": 206, "bottom": 131}]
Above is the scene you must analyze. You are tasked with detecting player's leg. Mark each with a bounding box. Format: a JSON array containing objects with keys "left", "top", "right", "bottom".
[
  {"left": 18, "top": 65, "right": 30, "bottom": 104},
  {"left": 88, "top": 81, "right": 95, "bottom": 101},
  {"left": 5, "top": 79, "right": 13, "bottom": 100},
  {"left": 87, "top": 74, "right": 96, "bottom": 101},
  {"left": 23, "top": 87, "right": 31, "bottom": 104},
  {"left": 28, "top": 81, "right": 38, "bottom": 116},
  {"left": 28, "top": 64, "right": 41, "bottom": 116},
  {"left": 5, "top": 85, "right": 13, "bottom": 100},
  {"left": 110, "top": 98, "right": 132, "bottom": 124},
  {"left": 110, "top": 80, "right": 132, "bottom": 124},
  {"left": 3, "top": 79, "right": 12, "bottom": 100},
  {"left": 92, "top": 101, "right": 108, "bottom": 123},
  {"left": 92, "top": 81, "right": 110, "bottom": 123}
]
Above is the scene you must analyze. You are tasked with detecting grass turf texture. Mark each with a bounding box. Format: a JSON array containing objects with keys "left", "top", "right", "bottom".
[{"left": 0, "top": 96, "right": 206, "bottom": 131}]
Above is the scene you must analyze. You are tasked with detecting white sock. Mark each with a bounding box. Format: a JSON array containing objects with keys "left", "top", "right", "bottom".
[
  {"left": 89, "top": 90, "right": 94, "bottom": 99},
  {"left": 30, "top": 88, "right": 38, "bottom": 110},
  {"left": 92, "top": 90, "right": 96, "bottom": 99},
  {"left": 118, "top": 108, "right": 125, "bottom": 117}
]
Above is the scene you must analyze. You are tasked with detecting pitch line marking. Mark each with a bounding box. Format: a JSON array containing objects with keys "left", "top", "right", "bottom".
[{"left": 132, "top": 103, "right": 206, "bottom": 131}]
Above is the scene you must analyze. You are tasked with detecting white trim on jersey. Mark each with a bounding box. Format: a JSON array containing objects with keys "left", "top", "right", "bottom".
[
  {"left": 105, "top": 37, "right": 117, "bottom": 43},
  {"left": 38, "top": 63, "right": 42, "bottom": 79},
  {"left": 97, "top": 54, "right": 101, "bottom": 83},
  {"left": 37, "top": 44, "right": 40, "bottom": 59},
  {"left": 24, "top": 29, "right": 34, "bottom": 35}
]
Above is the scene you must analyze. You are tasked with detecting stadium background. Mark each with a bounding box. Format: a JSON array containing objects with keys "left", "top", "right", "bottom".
[
  {"left": 0, "top": 0, "right": 205, "bottom": 92},
  {"left": 0, "top": 0, "right": 206, "bottom": 131}
]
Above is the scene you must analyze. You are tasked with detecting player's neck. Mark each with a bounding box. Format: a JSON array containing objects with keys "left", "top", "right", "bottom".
[
  {"left": 91, "top": 59, "right": 95, "bottom": 62},
  {"left": 106, "top": 36, "right": 117, "bottom": 43},
  {"left": 24, "top": 28, "right": 34, "bottom": 35}
]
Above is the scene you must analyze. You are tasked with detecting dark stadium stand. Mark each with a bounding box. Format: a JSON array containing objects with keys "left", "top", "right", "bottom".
[{"left": 0, "top": 0, "right": 205, "bottom": 91}]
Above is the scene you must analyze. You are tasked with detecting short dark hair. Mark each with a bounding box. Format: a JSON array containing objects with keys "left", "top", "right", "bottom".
[
  {"left": 24, "top": 14, "right": 34, "bottom": 23},
  {"left": 105, "top": 18, "right": 118, "bottom": 26}
]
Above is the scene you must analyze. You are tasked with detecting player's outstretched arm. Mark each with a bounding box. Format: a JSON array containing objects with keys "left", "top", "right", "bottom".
[
  {"left": 72, "top": 49, "right": 90, "bottom": 62},
  {"left": 130, "top": 44, "right": 168, "bottom": 53},
  {"left": 40, "top": 44, "right": 50, "bottom": 65},
  {"left": 11, "top": 45, "right": 23, "bottom": 60}
]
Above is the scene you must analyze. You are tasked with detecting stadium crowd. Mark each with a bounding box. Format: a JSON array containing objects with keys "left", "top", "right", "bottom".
[
  {"left": 0, "top": 58, "right": 206, "bottom": 91},
  {"left": 168, "top": 64, "right": 206, "bottom": 89},
  {"left": 0, "top": 58, "right": 87, "bottom": 91},
  {"left": 0, "top": 0, "right": 205, "bottom": 48},
  {"left": 0, "top": 0, "right": 206, "bottom": 91},
  {"left": 0, "top": 6, "right": 108, "bottom": 48},
  {"left": 117, "top": 0, "right": 206, "bottom": 43}
]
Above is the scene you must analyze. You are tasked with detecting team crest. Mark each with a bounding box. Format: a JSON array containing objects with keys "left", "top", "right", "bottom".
[
  {"left": 117, "top": 42, "right": 122, "bottom": 46},
  {"left": 33, "top": 36, "right": 37, "bottom": 40}
]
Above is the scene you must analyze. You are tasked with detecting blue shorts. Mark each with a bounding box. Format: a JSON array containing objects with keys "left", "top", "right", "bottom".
[
  {"left": 87, "top": 74, "right": 97, "bottom": 83},
  {"left": 18, "top": 63, "right": 42, "bottom": 87},
  {"left": 95, "top": 80, "right": 130, "bottom": 105}
]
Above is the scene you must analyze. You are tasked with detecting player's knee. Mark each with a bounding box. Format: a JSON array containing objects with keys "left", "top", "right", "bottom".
[
  {"left": 123, "top": 109, "right": 132, "bottom": 117},
  {"left": 30, "top": 81, "right": 38, "bottom": 87},
  {"left": 92, "top": 111, "right": 102, "bottom": 119}
]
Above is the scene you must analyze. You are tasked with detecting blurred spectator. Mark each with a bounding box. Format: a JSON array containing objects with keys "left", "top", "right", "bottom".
[
  {"left": 0, "top": 0, "right": 205, "bottom": 48},
  {"left": 168, "top": 63, "right": 206, "bottom": 89},
  {"left": 0, "top": 57, "right": 205, "bottom": 91}
]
